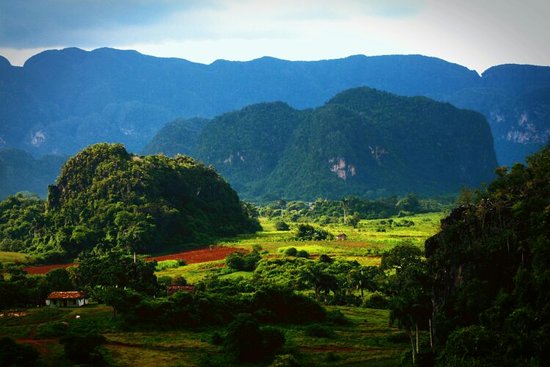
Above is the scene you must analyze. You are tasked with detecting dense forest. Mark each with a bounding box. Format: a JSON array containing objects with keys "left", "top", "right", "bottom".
[
  {"left": 426, "top": 144, "right": 550, "bottom": 366},
  {"left": 189, "top": 88, "right": 496, "bottom": 201},
  {"left": 0, "top": 145, "right": 549, "bottom": 366},
  {"left": 0, "top": 143, "right": 259, "bottom": 261}
]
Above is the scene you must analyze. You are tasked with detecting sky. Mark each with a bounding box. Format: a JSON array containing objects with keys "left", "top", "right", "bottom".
[{"left": 0, "top": 0, "right": 549, "bottom": 73}]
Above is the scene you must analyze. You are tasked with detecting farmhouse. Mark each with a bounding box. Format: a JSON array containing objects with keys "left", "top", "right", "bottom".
[
  {"left": 46, "top": 291, "right": 88, "bottom": 308},
  {"left": 336, "top": 233, "right": 348, "bottom": 241}
]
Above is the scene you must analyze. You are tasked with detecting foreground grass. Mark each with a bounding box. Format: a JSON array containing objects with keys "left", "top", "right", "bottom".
[{"left": 0, "top": 304, "right": 406, "bottom": 367}]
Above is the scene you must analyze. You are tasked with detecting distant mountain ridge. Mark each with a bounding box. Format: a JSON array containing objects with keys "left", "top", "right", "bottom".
[
  {"left": 149, "top": 87, "right": 497, "bottom": 201},
  {"left": 1, "top": 47, "right": 549, "bottom": 167}
]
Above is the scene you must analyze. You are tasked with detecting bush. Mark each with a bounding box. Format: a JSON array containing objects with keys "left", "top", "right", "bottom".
[
  {"left": 295, "top": 224, "right": 333, "bottom": 241},
  {"left": 226, "top": 250, "right": 261, "bottom": 271},
  {"left": 224, "top": 314, "right": 285, "bottom": 363},
  {"left": 284, "top": 247, "right": 298, "bottom": 256},
  {"left": 0, "top": 337, "right": 39, "bottom": 366},
  {"left": 253, "top": 288, "right": 326, "bottom": 324},
  {"left": 318, "top": 254, "right": 334, "bottom": 263},
  {"left": 275, "top": 221, "right": 290, "bottom": 231},
  {"left": 305, "top": 324, "right": 335, "bottom": 338},
  {"left": 60, "top": 333, "right": 107, "bottom": 366},
  {"left": 36, "top": 321, "right": 69, "bottom": 338},
  {"left": 296, "top": 250, "right": 309, "bottom": 259},
  {"left": 363, "top": 292, "right": 389, "bottom": 309},
  {"left": 326, "top": 310, "right": 350, "bottom": 325},
  {"left": 156, "top": 260, "right": 180, "bottom": 271}
]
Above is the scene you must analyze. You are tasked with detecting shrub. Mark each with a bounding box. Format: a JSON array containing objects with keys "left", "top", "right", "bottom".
[
  {"left": 318, "top": 254, "right": 334, "bottom": 263},
  {"left": 172, "top": 275, "right": 187, "bottom": 285},
  {"left": 155, "top": 260, "right": 180, "bottom": 271},
  {"left": 363, "top": 292, "right": 389, "bottom": 309},
  {"left": 226, "top": 250, "right": 261, "bottom": 271},
  {"left": 305, "top": 324, "right": 335, "bottom": 338},
  {"left": 284, "top": 247, "right": 298, "bottom": 256},
  {"left": 296, "top": 250, "right": 309, "bottom": 259},
  {"left": 60, "top": 333, "right": 107, "bottom": 366},
  {"left": 224, "top": 314, "right": 285, "bottom": 363},
  {"left": 253, "top": 288, "right": 326, "bottom": 324},
  {"left": 326, "top": 310, "right": 350, "bottom": 325},
  {"left": 295, "top": 224, "right": 333, "bottom": 241},
  {"left": 275, "top": 221, "right": 290, "bottom": 231},
  {"left": 36, "top": 321, "right": 69, "bottom": 338}
]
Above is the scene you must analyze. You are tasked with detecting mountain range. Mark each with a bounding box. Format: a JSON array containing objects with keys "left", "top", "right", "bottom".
[
  {"left": 149, "top": 87, "right": 497, "bottom": 201},
  {"left": 0, "top": 48, "right": 549, "bottom": 166},
  {"left": 0, "top": 47, "right": 548, "bottom": 199}
]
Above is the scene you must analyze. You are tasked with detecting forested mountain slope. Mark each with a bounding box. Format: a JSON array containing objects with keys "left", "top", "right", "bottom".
[{"left": 187, "top": 87, "right": 497, "bottom": 200}]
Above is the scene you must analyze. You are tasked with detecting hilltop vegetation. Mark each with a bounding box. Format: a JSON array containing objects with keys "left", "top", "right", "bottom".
[
  {"left": 0, "top": 143, "right": 259, "bottom": 261},
  {"left": 190, "top": 87, "right": 496, "bottom": 200}
]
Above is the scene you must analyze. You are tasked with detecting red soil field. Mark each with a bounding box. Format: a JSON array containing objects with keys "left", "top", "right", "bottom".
[
  {"left": 24, "top": 263, "right": 74, "bottom": 275},
  {"left": 149, "top": 246, "right": 243, "bottom": 264},
  {"left": 23, "top": 246, "right": 243, "bottom": 275}
]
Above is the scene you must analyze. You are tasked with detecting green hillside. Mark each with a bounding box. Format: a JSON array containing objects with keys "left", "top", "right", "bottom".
[
  {"left": 142, "top": 117, "right": 209, "bottom": 157},
  {"left": 0, "top": 143, "right": 260, "bottom": 260},
  {"left": 153, "top": 87, "right": 497, "bottom": 200}
]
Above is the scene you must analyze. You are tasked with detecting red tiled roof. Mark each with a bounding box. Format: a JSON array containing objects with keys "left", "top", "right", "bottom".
[
  {"left": 47, "top": 291, "right": 86, "bottom": 300},
  {"left": 167, "top": 285, "right": 195, "bottom": 295}
]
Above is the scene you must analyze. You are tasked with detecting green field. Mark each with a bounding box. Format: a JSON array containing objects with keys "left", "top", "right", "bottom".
[
  {"left": 0, "top": 303, "right": 407, "bottom": 367},
  {"left": 0, "top": 212, "right": 442, "bottom": 366},
  {"left": 0, "top": 251, "right": 34, "bottom": 264},
  {"left": 157, "top": 212, "right": 444, "bottom": 283}
]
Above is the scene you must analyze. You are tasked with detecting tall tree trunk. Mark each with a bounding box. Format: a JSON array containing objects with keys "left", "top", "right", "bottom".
[
  {"left": 409, "top": 329, "right": 416, "bottom": 365},
  {"left": 415, "top": 322, "right": 420, "bottom": 353},
  {"left": 429, "top": 318, "right": 433, "bottom": 349}
]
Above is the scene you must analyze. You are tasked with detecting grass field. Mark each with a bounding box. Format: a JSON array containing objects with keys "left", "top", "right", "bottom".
[
  {"left": 156, "top": 212, "right": 444, "bottom": 283},
  {"left": 0, "top": 304, "right": 407, "bottom": 367},
  {"left": 1, "top": 211, "right": 443, "bottom": 366},
  {"left": 0, "top": 251, "right": 34, "bottom": 265}
]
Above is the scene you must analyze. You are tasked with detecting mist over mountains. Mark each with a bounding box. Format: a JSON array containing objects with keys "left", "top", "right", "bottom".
[{"left": 1, "top": 47, "right": 549, "bottom": 166}]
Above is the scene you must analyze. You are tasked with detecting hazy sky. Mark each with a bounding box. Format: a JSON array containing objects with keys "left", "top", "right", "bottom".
[{"left": 0, "top": 0, "right": 548, "bottom": 72}]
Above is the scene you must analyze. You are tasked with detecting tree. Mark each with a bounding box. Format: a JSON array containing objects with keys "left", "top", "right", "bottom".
[
  {"left": 295, "top": 224, "right": 332, "bottom": 241},
  {"left": 75, "top": 246, "right": 158, "bottom": 295},
  {"left": 275, "top": 221, "right": 290, "bottom": 231},
  {"left": 45, "top": 268, "right": 74, "bottom": 291},
  {"left": 381, "top": 243, "right": 431, "bottom": 364},
  {"left": 348, "top": 266, "right": 380, "bottom": 301},
  {"left": 224, "top": 314, "right": 284, "bottom": 363},
  {"left": 381, "top": 242, "right": 423, "bottom": 273}
]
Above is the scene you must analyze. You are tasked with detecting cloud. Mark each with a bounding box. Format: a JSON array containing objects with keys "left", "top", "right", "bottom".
[
  {"left": 0, "top": 0, "right": 214, "bottom": 47},
  {"left": 0, "top": 0, "right": 549, "bottom": 72}
]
